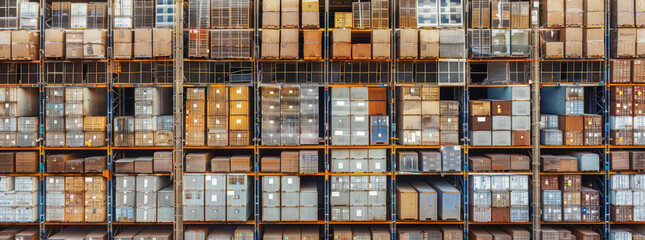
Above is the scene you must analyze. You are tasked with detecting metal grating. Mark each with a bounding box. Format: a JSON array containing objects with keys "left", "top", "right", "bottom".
[
  {"left": 260, "top": 62, "right": 324, "bottom": 83},
  {"left": 184, "top": 61, "right": 253, "bottom": 83}
]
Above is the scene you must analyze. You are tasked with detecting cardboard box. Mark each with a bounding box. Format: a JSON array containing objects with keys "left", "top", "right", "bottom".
[
  {"left": 584, "top": 0, "right": 604, "bottom": 26},
  {"left": 335, "top": 12, "right": 353, "bottom": 28},
  {"left": 512, "top": 131, "right": 530, "bottom": 146},
  {"left": 372, "top": 29, "right": 391, "bottom": 59},
  {"left": 134, "top": 28, "right": 153, "bottom": 58},
  {"left": 332, "top": 28, "right": 351, "bottom": 59},
  {"left": 0, "top": 31, "right": 10, "bottom": 60},
  {"left": 352, "top": 44, "right": 371, "bottom": 59},
  {"left": 113, "top": 29, "right": 133, "bottom": 59},
  {"left": 543, "top": 0, "right": 565, "bottom": 27},
  {"left": 420, "top": 29, "right": 439, "bottom": 59},
  {"left": 638, "top": 29, "right": 645, "bottom": 57},
  {"left": 302, "top": 0, "right": 320, "bottom": 27},
  {"left": 563, "top": 28, "right": 583, "bottom": 58},
  {"left": 612, "top": 0, "right": 635, "bottom": 26},
  {"left": 262, "top": 0, "right": 280, "bottom": 27},
  {"left": 303, "top": 30, "right": 322, "bottom": 59},
  {"left": 396, "top": 182, "right": 418, "bottom": 220},
  {"left": 282, "top": 0, "right": 299, "bottom": 27},
  {"left": 399, "top": 29, "right": 418, "bottom": 59},
  {"left": 262, "top": 29, "right": 280, "bottom": 59},
  {"left": 280, "top": 29, "right": 299, "bottom": 59},
  {"left": 565, "top": 0, "right": 583, "bottom": 26},
  {"left": 11, "top": 30, "right": 39, "bottom": 60},
  {"left": 613, "top": 28, "right": 637, "bottom": 57},
  {"left": 544, "top": 42, "right": 564, "bottom": 58},
  {"left": 66, "top": 30, "right": 84, "bottom": 59},
  {"left": 83, "top": 29, "right": 107, "bottom": 59},
  {"left": 585, "top": 28, "right": 605, "bottom": 58},
  {"left": 45, "top": 29, "right": 65, "bottom": 58},
  {"left": 559, "top": 115, "right": 584, "bottom": 131},
  {"left": 153, "top": 28, "right": 173, "bottom": 57}
]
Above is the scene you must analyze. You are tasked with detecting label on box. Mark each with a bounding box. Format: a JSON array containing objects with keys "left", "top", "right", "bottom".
[
  {"left": 332, "top": 191, "right": 339, "bottom": 197},
  {"left": 375, "top": 162, "right": 381, "bottom": 169},
  {"left": 268, "top": 194, "right": 273, "bottom": 200},
  {"left": 356, "top": 209, "right": 362, "bottom": 216},
  {"left": 335, "top": 131, "right": 343, "bottom": 135},
  {"left": 337, "top": 101, "right": 345, "bottom": 106},
  {"left": 355, "top": 116, "right": 364, "bottom": 121},
  {"left": 288, "top": 178, "right": 293, "bottom": 184},
  {"left": 369, "top": 191, "right": 377, "bottom": 196},
  {"left": 227, "top": 191, "right": 234, "bottom": 195},
  {"left": 86, "top": 177, "right": 92, "bottom": 182},
  {"left": 212, "top": 194, "right": 217, "bottom": 202},
  {"left": 357, "top": 131, "right": 365, "bottom": 136},
  {"left": 269, "top": 178, "right": 274, "bottom": 184},
  {"left": 338, "top": 162, "right": 344, "bottom": 169}
]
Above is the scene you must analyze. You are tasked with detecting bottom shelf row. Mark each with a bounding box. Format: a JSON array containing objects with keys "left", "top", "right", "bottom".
[{"left": 7, "top": 224, "right": 645, "bottom": 240}]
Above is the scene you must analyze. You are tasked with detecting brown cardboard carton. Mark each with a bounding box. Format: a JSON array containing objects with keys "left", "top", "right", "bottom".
[
  {"left": 563, "top": 28, "right": 583, "bottom": 58},
  {"left": 302, "top": 0, "right": 319, "bottom": 27},
  {"left": 16, "top": 152, "right": 38, "bottom": 173},
  {"left": 544, "top": 42, "right": 564, "bottom": 58},
  {"left": 565, "top": 0, "right": 583, "bottom": 26},
  {"left": 335, "top": 12, "right": 353, "bottom": 28},
  {"left": 11, "top": 30, "right": 39, "bottom": 60},
  {"left": 262, "top": 29, "right": 280, "bottom": 59},
  {"left": 489, "top": 100, "right": 511, "bottom": 115},
  {"left": 613, "top": 28, "right": 637, "bottom": 57},
  {"left": 230, "top": 115, "right": 249, "bottom": 131},
  {"left": 280, "top": 29, "right": 299, "bottom": 59},
  {"left": 185, "top": 153, "right": 213, "bottom": 172},
  {"left": 559, "top": 115, "right": 584, "bottom": 131},
  {"left": 585, "top": 28, "right": 605, "bottom": 58},
  {"left": 485, "top": 153, "right": 510, "bottom": 171},
  {"left": 153, "top": 28, "right": 173, "bottom": 57},
  {"left": 47, "top": 154, "right": 79, "bottom": 173},
  {"left": 469, "top": 100, "right": 491, "bottom": 116},
  {"left": 84, "top": 156, "right": 106, "bottom": 173},
  {"left": 303, "top": 30, "right": 322, "bottom": 59},
  {"left": 470, "top": 116, "right": 491, "bottom": 131},
  {"left": 66, "top": 30, "right": 84, "bottom": 59},
  {"left": 584, "top": 0, "right": 604, "bottom": 26},
  {"left": 302, "top": 0, "right": 319, "bottom": 11},
  {"left": 638, "top": 29, "right": 645, "bottom": 57},
  {"left": 396, "top": 182, "right": 419, "bottom": 220},
  {"left": 230, "top": 86, "right": 249, "bottom": 101},
  {"left": 399, "top": 29, "right": 418, "bottom": 59},
  {"left": 230, "top": 155, "right": 251, "bottom": 172},
  {"left": 352, "top": 44, "right": 371, "bottom": 59},
  {"left": 509, "top": 154, "right": 530, "bottom": 170},
  {"left": 280, "top": 151, "right": 299, "bottom": 173},
  {"left": 261, "top": 156, "right": 280, "bottom": 172},
  {"left": 372, "top": 29, "right": 391, "bottom": 59},
  {"left": 419, "top": 29, "right": 439, "bottom": 59},
  {"left": 512, "top": 131, "right": 530, "bottom": 146},
  {"left": 612, "top": 0, "right": 635, "bottom": 26},
  {"left": 543, "top": 0, "right": 565, "bottom": 27},
  {"left": 65, "top": 159, "right": 84, "bottom": 173},
  {"left": 83, "top": 29, "right": 107, "bottom": 59},
  {"left": 0, "top": 152, "right": 15, "bottom": 173},
  {"left": 0, "top": 31, "right": 10, "bottom": 60},
  {"left": 263, "top": 11, "right": 280, "bottom": 28},
  {"left": 45, "top": 29, "right": 65, "bottom": 58},
  {"left": 113, "top": 29, "right": 132, "bottom": 59},
  {"left": 282, "top": 0, "right": 299, "bottom": 27},
  {"left": 469, "top": 156, "right": 491, "bottom": 172},
  {"left": 134, "top": 157, "right": 153, "bottom": 173},
  {"left": 134, "top": 28, "right": 153, "bottom": 58},
  {"left": 332, "top": 28, "right": 351, "bottom": 59}
]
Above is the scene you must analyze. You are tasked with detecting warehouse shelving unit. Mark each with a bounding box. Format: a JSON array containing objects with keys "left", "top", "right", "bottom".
[{"left": 0, "top": 0, "right": 642, "bottom": 239}]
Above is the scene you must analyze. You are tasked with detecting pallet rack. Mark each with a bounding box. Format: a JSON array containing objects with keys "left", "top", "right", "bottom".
[{"left": 0, "top": 0, "right": 637, "bottom": 239}]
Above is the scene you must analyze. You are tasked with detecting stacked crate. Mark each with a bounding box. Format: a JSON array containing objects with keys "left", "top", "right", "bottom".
[
  {"left": 397, "top": 86, "right": 446, "bottom": 145},
  {"left": 183, "top": 174, "right": 251, "bottom": 221},
  {"left": 116, "top": 175, "right": 171, "bottom": 222},
  {"left": 206, "top": 87, "right": 228, "bottom": 146},
  {"left": 0, "top": 87, "right": 38, "bottom": 147},
  {"left": 261, "top": 85, "right": 280, "bottom": 145},
  {"left": 280, "top": 85, "right": 299, "bottom": 145},
  {"left": 154, "top": 115, "right": 173, "bottom": 146},
  {"left": 541, "top": 86, "right": 586, "bottom": 146},
  {"left": 331, "top": 149, "right": 387, "bottom": 173},
  {"left": 84, "top": 176, "right": 106, "bottom": 222},
  {"left": 64, "top": 177, "right": 84, "bottom": 222},
  {"left": 64, "top": 88, "right": 85, "bottom": 147},
  {"left": 157, "top": 185, "right": 173, "bottom": 221},
  {"left": 470, "top": 0, "right": 531, "bottom": 58},
  {"left": 332, "top": 87, "right": 387, "bottom": 146},
  {"left": 262, "top": 84, "right": 320, "bottom": 145},
  {"left": 229, "top": 87, "right": 250, "bottom": 146},
  {"left": 45, "top": 87, "right": 65, "bottom": 146},
  {"left": 611, "top": 174, "right": 645, "bottom": 222},
  {"left": 261, "top": 176, "right": 318, "bottom": 221},
  {"left": 470, "top": 175, "right": 529, "bottom": 223},
  {"left": 263, "top": 226, "right": 324, "bottom": 240},
  {"left": 114, "top": 0, "right": 133, "bottom": 28},
  {"left": 45, "top": 176, "right": 64, "bottom": 221},
  {"left": 134, "top": 88, "right": 170, "bottom": 147},
  {"left": 0, "top": 176, "right": 38, "bottom": 222},
  {"left": 114, "top": 116, "right": 134, "bottom": 146},
  {"left": 540, "top": 0, "right": 605, "bottom": 58},
  {"left": 301, "top": 85, "right": 320, "bottom": 144},
  {"left": 330, "top": 175, "right": 387, "bottom": 221},
  {"left": 260, "top": 0, "right": 302, "bottom": 60},
  {"left": 611, "top": 86, "right": 636, "bottom": 145},
  {"left": 186, "top": 88, "right": 206, "bottom": 146},
  {"left": 187, "top": 0, "right": 251, "bottom": 59},
  {"left": 581, "top": 187, "right": 601, "bottom": 222},
  {"left": 185, "top": 226, "right": 253, "bottom": 240},
  {"left": 0, "top": 152, "right": 38, "bottom": 173}
]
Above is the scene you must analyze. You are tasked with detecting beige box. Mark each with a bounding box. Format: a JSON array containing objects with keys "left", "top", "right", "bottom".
[
  {"left": 83, "top": 29, "right": 107, "bottom": 59},
  {"left": 303, "top": 29, "right": 322, "bottom": 59},
  {"left": 83, "top": 116, "right": 107, "bottom": 131},
  {"left": 11, "top": 30, "right": 39, "bottom": 60},
  {"left": 352, "top": 44, "right": 371, "bottom": 59},
  {"left": 0, "top": 31, "right": 10, "bottom": 60},
  {"left": 280, "top": 29, "right": 299, "bottom": 59},
  {"left": 565, "top": 0, "right": 583, "bottom": 26},
  {"left": 563, "top": 28, "right": 583, "bottom": 58},
  {"left": 113, "top": 29, "right": 133, "bottom": 59},
  {"left": 45, "top": 29, "right": 65, "bottom": 58},
  {"left": 585, "top": 28, "right": 605, "bottom": 58},
  {"left": 134, "top": 28, "right": 153, "bottom": 58},
  {"left": 85, "top": 205, "right": 106, "bottom": 222},
  {"left": 399, "top": 29, "right": 418, "bottom": 59},
  {"left": 372, "top": 29, "right": 391, "bottom": 59},
  {"left": 638, "top": 29, "right": 645, "bottom": 57},
  {"left": 153, "top": 28, "right": 173, "bottom": 57},
  {"left": 262, "top": 29, "right": 280, "bottom": 59},
  {"left": 282, "top": 0, "right": 299, "bottom": 27},
  {"left": 66, "top": 30, "right": 84, "bottom": 59},
  {"left": 419, "top": 29, "right": 439, "bottom": 59},
  {"left": 333, "top": 28, "right": 351, "bottom": 59},
  {"left": 613, "top": 28, "right": 637, "bottom": 57}
]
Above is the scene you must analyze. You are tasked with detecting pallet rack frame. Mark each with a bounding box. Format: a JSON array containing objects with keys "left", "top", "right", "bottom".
[{"left": 0, "top": 0, "right": 632, "bottom": 239}]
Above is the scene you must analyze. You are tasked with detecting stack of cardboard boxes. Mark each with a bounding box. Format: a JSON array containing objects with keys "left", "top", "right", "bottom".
[
  {"left": 0, "top": 87, "right": 38, "bottom": 147},
  {"left": 330, "top": 175, "right": 387, "bottom": 221},
  {"left": 261, "top": 85, "right": 320, "bottom": 146},
  {"left": 186, "top": 88, "right": 207, "bottom": 147},
  {"left": 541, "top": 86, "right": 604, "bottom": 146},
  {"left": 470, "top": 86, "right": 531, "bottom": 146},
  {"left": 611, "top": 174, "right": 645, "bottom": 222},
  {"left": 331, "top": 149, "right": 386, "bottom": 173},
  {"left": 44, "top": 87, "right": 107, "bottom": 147},
  {"left": 609, "top": 85, "right": 644, "bottom": 145},
  {"left": 542, "top": 175, "right": 601, "bottom": 222},
  {"left": 470, "top": 175, "right": 529, "bottom": 222},
  {"left": 0, "top": 176, "right": 38, "bottom": 222},
  {"left": 261, "top": 176, "right": 318, "bottom": 221},
  {"left": 206, "top": 87, "right": 228, "bottom": 146},
  {"left": 183, "top": 174, "right": 252, "bottom": 221},
  {"left": 261, "top": 151, "right": 318, "bottom": 173},
  {"left": 541, "top": 0, "right": 605, "bottom": 58},
  {"left": 330, "top": 0, "right": 390, "bottom": 60},
  {"left": 332, "top": 87, "right": 388, "bottom": 146},
  {"left": 0, "top": 30, "right": 39, "bottom": 60},
  {"left": 115, "top": 175, "right": 171, "bottom": 222},
  {"left": 125, "top": 87, "right": 171, "bottom": 147}
]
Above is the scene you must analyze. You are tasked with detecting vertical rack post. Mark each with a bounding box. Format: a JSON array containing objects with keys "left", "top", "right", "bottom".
[
  {"left": 603, "top": 0, "right": 611, "bottom": 236},
  {"left": 38, "top": 0, "right": 46, "bottom": 236},
  {"left": 323, "top": 0, "right": 330, "bottom": 239},
  {"left": 389, "top": 0, "right": 397, "bottom": 239},
  {"left": 462, "top": 1, "right": 470, "bottom": 237},
  {"left": 173, "top": 0, "right": 185, "bottom": 237},
  {"left": 530, "top": 0, "right": 542, "bottom": 238},
  {"left": 107, "top": 0, "right": 114, "bottom": 238}
]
